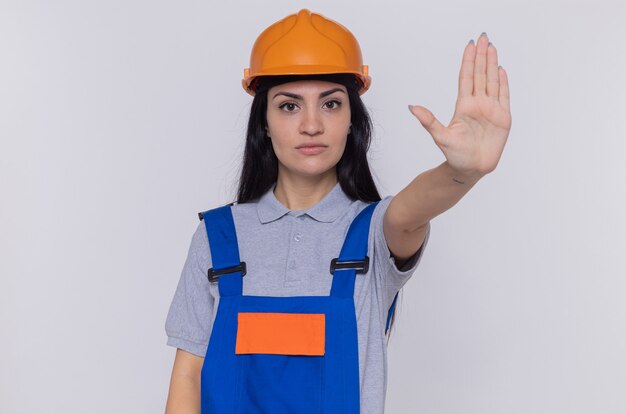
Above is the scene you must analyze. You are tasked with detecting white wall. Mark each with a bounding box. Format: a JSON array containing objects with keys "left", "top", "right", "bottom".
[{"left": 1, "top": 0, "right": 624, "bottom": 412}]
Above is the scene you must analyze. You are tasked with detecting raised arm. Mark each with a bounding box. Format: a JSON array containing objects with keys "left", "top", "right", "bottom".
[{"left": 384, "top": 32, "right": 512, "bottom": 263}]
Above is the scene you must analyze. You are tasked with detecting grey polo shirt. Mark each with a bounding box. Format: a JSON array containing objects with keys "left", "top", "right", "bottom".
[{"left": 165, "top": 181, "right": 431, "bottom": 413}]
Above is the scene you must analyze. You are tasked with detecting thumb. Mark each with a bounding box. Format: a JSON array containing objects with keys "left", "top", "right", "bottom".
[{"left": 408, "top": 104, "right": 446, "bottom": 140}]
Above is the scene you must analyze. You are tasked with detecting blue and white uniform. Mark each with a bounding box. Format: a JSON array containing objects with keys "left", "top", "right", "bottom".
[{"left": 165, "top": 182, "right": 430, "bottom": 413}]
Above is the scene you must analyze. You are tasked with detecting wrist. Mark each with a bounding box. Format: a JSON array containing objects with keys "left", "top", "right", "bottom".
[{"left": 442, "top": 161, "right": 485, "bottom": 185}]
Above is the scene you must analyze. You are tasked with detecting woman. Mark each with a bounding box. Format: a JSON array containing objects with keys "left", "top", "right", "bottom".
[{"left": 165, "top": 8, "right": 511, "bottom": 414}]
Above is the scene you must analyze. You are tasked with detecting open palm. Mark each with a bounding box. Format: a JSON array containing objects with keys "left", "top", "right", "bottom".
[{"left": 409, "top": 32, "right": 512, "bottom": 178}]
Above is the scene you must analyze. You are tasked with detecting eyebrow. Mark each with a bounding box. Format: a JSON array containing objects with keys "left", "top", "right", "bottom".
[{"left": 272, "top": 88, "right": 346, "bottom": 100}]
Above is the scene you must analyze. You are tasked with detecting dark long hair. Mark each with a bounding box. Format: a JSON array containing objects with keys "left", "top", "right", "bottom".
[{"left": 235, "top": 73, "right": 380, "bottom": 204}]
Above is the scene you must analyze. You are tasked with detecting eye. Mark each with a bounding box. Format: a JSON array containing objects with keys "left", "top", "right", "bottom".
[
  {"left": 278, "top": 102, "right": 299, "bottom": 112},
  {"left": 324, "top": 100, "right": 342, "bottom": 110}
]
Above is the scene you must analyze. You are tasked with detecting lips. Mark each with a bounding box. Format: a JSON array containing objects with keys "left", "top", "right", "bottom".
[
  {"left": 296, "top": 143, "right": 327, "bottom": 155},
  {"left": 295, "top": 143, "right": 327, "bottom": 149}
]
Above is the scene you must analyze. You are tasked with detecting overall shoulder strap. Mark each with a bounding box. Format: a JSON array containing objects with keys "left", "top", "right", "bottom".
[
  {"left": 330, "top": 201, "right": 378, "bottom": 298},
  {"left": 198, "top": 204, "right": 243, "bottom": 297},
  {"left": 385, "top": 292, "right": 399, "bottom": 335}
]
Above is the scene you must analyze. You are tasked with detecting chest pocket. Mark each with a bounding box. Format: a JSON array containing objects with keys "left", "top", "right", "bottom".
[{"left": 235, "top": 312, "right": 326, "bottom": 413}]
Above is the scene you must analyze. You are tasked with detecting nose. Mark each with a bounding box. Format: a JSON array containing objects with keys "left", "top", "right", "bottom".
[{"left": 298, "top": 107, "right": 324, "bottom": 136}]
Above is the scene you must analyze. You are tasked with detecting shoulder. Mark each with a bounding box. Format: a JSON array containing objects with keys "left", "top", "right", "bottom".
[
  {"left": 355, "top": 195, "right": 394, "bottom": 227},
  {"left": 192, "top": 199, "right": 263, "bottom": 260},
  {"left": 192, "top": 201, "right": 240, "bottom": 267}
]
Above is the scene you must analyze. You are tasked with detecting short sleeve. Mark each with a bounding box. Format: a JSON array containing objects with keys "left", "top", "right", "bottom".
[
  {"left": 371, "top": 195, "right": 431, "bottom": 315},
  {"left": 164, "top": 221, "right": 215, "bottom": 357}
]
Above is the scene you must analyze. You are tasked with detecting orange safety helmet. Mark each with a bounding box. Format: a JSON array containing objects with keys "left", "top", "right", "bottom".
[{"left": 242, "top": 9, "right": 371, "bottom": 96}]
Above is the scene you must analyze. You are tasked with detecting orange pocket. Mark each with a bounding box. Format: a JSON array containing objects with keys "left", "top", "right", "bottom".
[{"left": 235, "top": 312, "right": 325, "bottom": 356}]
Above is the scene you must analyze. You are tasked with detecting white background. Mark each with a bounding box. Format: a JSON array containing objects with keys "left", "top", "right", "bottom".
[{"left": 1, "top": 0, "right": 625, "bottom": 413}]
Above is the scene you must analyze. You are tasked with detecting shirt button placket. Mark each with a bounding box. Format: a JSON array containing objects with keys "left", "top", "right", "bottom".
[{"left": 285, "top": 215, "right": 304, "bottom": 285}]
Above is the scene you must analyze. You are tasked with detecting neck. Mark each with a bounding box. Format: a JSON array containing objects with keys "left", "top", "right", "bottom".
[{"left": 273, "top": 170, "right": 338, "bottom": 210}]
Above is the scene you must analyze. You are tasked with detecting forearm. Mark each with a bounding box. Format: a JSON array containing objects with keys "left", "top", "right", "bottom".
[
  {"left": 165, "top": 373, "right": 200, "bottom": 414},
  {"left": 390, "top": 160, "right": 484, "bottom": 231}
]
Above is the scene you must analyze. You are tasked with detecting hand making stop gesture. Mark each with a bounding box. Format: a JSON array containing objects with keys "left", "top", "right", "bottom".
[{"left": 408, "top": 32, "right": 512, "bottom": 181}]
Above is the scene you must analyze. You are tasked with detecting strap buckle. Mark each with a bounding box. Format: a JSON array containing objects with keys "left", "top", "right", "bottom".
[
  {"left": 329, "top": 256, "right": 369, "bottom": 275},
  {"left": 207, "top": 262, "right": 247, "bottom": 283}
]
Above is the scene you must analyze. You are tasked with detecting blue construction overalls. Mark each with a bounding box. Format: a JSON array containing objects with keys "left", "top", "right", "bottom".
[{"left": 197, "top": 201, "right": 383, "bottom": 414}]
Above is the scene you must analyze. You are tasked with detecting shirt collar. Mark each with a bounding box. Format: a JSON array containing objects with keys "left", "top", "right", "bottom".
[{"left": 256, "top": 181, "right": 353, "bottom": 224}]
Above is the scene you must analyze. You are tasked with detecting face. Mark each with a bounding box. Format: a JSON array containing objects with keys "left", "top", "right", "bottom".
[{"left": 265, "top": 80, "right": 352, "bottom": 181}]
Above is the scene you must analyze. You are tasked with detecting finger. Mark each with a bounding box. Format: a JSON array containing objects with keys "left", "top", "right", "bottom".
[
  {"left": 474, "top": 32, "right": 489, "bottom": 96},
  {"left": 408, "top": 105, "right": 446, "bottom": 143},
  {"left": 486, "top": 42, "right": 500, "bottom": 99},
  {"left": 458, "top": 39, "right": 475, "bottom": 99},
  {"left": 498, "top": 66, "right": 510, "bottom": 111}
]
